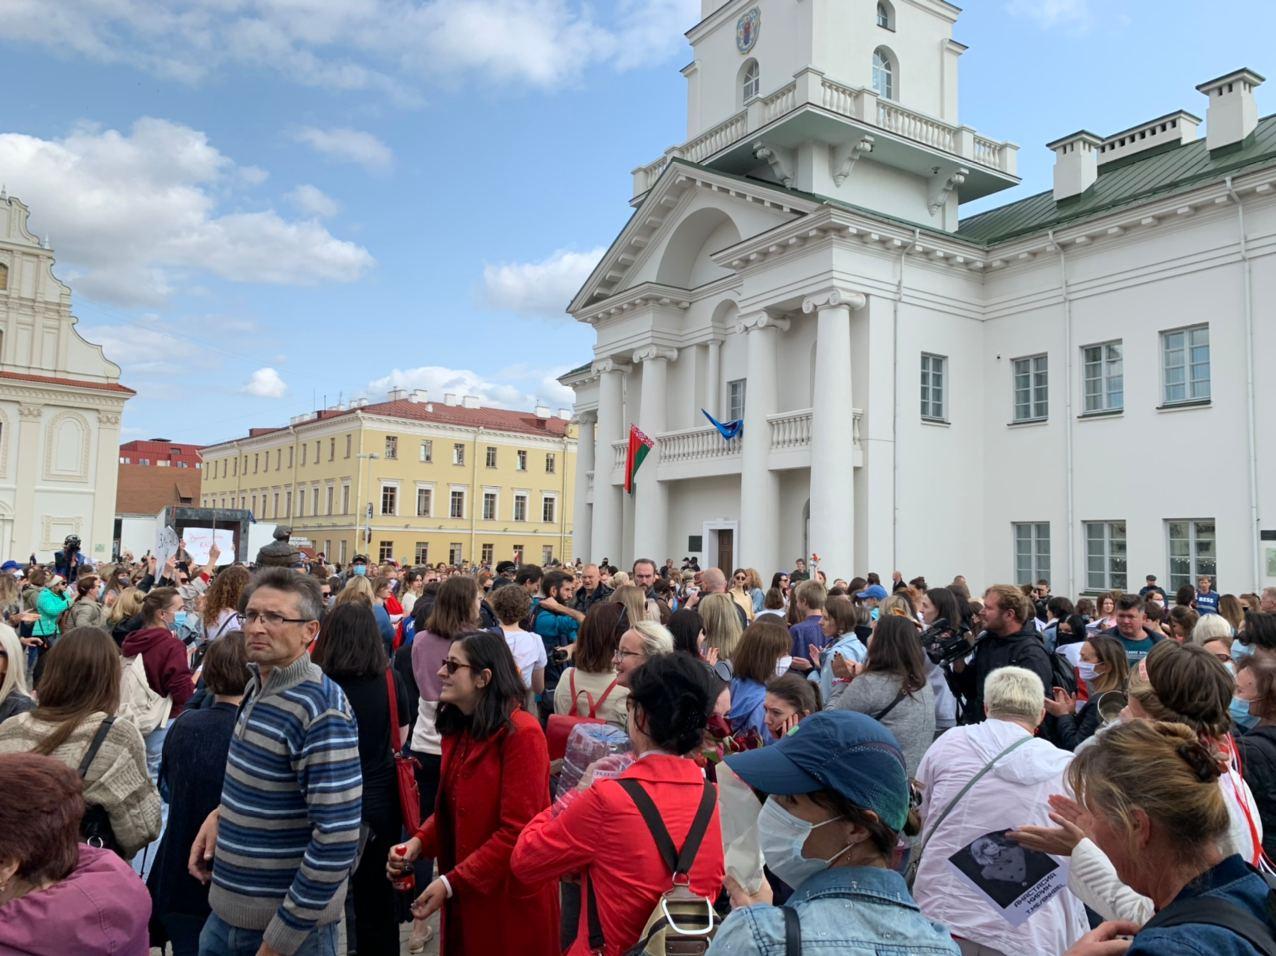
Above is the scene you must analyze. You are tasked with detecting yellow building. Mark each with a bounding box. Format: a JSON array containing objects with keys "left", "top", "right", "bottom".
[{"left": 200, "top": 389, "right": 576, "bottom": 567}]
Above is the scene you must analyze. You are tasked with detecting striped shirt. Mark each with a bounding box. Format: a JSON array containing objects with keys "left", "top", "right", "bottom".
[{"left": 208, "top": 653, "right": 362, "bottom": 955}]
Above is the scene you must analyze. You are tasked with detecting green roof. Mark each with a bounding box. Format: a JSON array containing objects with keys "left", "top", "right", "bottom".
[{"left": 957, "top": 114, "right": 1276, "bottom": 244}]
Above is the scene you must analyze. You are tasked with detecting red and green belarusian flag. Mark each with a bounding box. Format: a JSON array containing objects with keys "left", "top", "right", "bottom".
[{"left": 624, "top": 425, "right": 654, "bottom": 494}]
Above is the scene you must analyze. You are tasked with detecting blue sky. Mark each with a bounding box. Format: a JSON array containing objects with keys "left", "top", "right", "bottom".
[{"left": 1, "top": 0, "right": 1273, "bottom": 445}]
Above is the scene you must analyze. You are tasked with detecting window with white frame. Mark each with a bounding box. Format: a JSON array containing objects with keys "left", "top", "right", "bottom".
[
  {"left": 740, "top": 59, "right": 760, "bottom": 103},
  {"left": 449, "top": 542, "right": 463, "bottom": 566},
  {"left": 338, "top": 540, "right": 347, "bottom": 563},
  {"left": 298, "top": 488, "right": 306, "bottom": 517},
  {"left": 1167, "top": 519, "right": 1216, "bottom": 591},
  {"left": 727, "top": 379, "right": 747, "bottom": 421},
  {"left": 273, "top": 492, "right": 280, "bottom": 516},
  {"left": 342, "top": 484, "right": 350, "bottom": 514},
  {"left": 326, "top": 485, "right": 334, "bottom": 515},
  {"left": 514, "top": 493, "right": 528, "bottom": 522},
  {"left": 1012, "top": 355, "right": 1048, "bottom": 422},
  {"left": 414, "top": 542, "right": 429, "bottom": 565},
  {"left": 384, "top": 436, "right": 398, "bottom": 460},
  {"left": 485, "top": 446, "right": 497, "bottom": 469},
  {"left": 449, "top": 489, "right": 465, "bottom": 519},
  {"left": 419, "top": 440, "right": 432, "bottom": 463},
  {"left": 345, "top": 435, "right": 352, "bottom": 459},
  {"left": 380, "top": 484, "right": 397, "bottom": 516},
  {"left": 1082, "top": 341, "right": 1123, "bottom": 413},
  {"left": 416, "top": 486, "right": 433, "bottom": 517},
  {"left": 542, "top": 545, "right": 554, "bottom": 564},
  {"left": 516, "top": 450, "right": 527, "bottom": 471},
  {"left": 329, "top": 438, "right": 335, "bottom": 462},
  {"left": 920, "top": 353, "right": 947, "bottom": 421},
  {"left": 512, "top": 544, "right": 525, "bottom": 563},
  {"left": 1161, "top": 324, "right": 1210, "bottom": 405},
  {"left": 481, "top": 543, "right": 494, "bottom": 565},
  {"left": 872, "top": 48, "right": 896, "bottom": 100},
  {"left": 1013, "top": 523, "right": 1051, "bottom": 584},
  {"left": 452, "top": 443, "right": 465, "bottom": 466},
  {"left": 285, "top": 490, "right": 292, "bottom": 517},
  {"left": 1085, "top": 521, "right": 1128, "bottom": 591},
  {"left": 876, "top": 1, "right": 894, "bottom": 29},
  {"left": 378, "top": 540, "right": 394, "bottom": 563},
  {"left": 545, "top": 453, "right": 556, "bottom": 474},
  {"left": 542, "top": 495, "right": 557, "bottom": 524},
  {"left": 482, "top": 492, "right": 497, "bottom": 520}
]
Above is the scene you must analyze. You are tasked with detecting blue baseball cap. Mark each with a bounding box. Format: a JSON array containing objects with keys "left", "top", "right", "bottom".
[
  {"left": 0, "top": 561, "right": 19, "bottom": 572},
  {"left": 856, "top": 584, "right": 889, "bottom": 601},
  {"left": 725, "top": 710, "right": 909, "bottom": 831}
]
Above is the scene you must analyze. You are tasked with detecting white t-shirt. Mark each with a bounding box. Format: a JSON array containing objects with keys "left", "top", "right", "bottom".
[{"left": 502, "top": 627, "right": 547, "bottom": 688}]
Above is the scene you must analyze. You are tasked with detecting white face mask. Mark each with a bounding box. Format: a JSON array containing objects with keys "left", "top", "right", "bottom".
[
  {"left": 1077, "top": 662, "right": 1099, "bottom": 685},
  {"left": 756, "top": 796, "right": 851, "bottom": 889},
  {"left": 776, "top": 655, "right": 793, "bottom": 677}
]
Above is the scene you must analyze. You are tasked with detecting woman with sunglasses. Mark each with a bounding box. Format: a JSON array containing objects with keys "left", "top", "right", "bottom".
[{"left": 388, "top": 630, "right": 559, "bottom": 956}]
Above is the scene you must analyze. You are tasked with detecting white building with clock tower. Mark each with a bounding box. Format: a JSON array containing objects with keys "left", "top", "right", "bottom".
[{"left": 563, "top": 0, "right": 1276, "bottom": 596}]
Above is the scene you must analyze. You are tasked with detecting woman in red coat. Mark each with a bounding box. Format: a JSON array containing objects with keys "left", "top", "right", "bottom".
[
  {"left": 388, "top": 629, "right": 559, "bottom": 955},
  {"left": 511, "top": 653, "right": 726, "bottom": 955}
]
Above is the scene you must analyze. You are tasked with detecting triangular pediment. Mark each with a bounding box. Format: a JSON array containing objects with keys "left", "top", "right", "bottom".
[{"left": 569, "top": 160, "right": 818, "bottom": 316}]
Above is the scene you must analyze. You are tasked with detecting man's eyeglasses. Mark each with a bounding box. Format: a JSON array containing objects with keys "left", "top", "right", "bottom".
[
  {"left": 442, "top": 658, "right": 474, "bottom": 675},
  {"left": 237, "top": 611, "right": 313, "bottom": 628}
]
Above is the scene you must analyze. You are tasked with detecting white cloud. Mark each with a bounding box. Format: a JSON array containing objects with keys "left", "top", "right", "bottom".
[
  {"left": 483, "top": 246, "right": 605, "bottom": 317},
  {"left": 1005, "top": 0, "right": 1093, "bottom": 31},
  {"left": 287, "top": 184, "right": 340, "bottom": 218},
  {"left": 0, "top": 118, "right": 374, "bottom": 306},
  {"left": 294, "top": 127, "right": 393, "bottom": 172},
  {"left": 243, "top": 367, "right": 288, "bottom": 398},
  {"left": 367, "top": 363, "right": 576, "bottom": 412},
  {"left": 0, "top": 0, "right": 700, "bottom": 96}
]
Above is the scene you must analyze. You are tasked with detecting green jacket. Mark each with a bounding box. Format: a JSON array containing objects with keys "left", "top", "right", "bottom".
[{"left": 34, "top": 587, "right": 71, "bottom": 638}]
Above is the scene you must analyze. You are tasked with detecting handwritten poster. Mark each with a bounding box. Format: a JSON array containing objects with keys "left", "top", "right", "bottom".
[
  {"left": 183, "top": 528, "right": 235, "bottom": 565},
  {"left": 154, "top": 525, "right": 179, "bottom": 571}
]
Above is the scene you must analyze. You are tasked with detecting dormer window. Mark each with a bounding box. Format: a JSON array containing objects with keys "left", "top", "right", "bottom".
[
  {"left": 876, "top": 1, "right": 895, "bottom": 30},
  {"left": 740, "top": 59, "right": 760, "bottom": 103},
  {"left": 872, "top": 48, "right": 896, "bottom": 101}
]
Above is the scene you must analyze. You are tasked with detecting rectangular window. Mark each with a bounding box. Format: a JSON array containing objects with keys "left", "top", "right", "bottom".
[
  {"left": 1013, "top": 522, "right": 1051, "bottom": 584},
  {"left": 1084, "top": 520, "right": 1128, "bottom": 591},
  {"left": 253, "top": 453, "right": 259, "bottom": 473},
  {"left": 452, "top": 443, "right": 465, "bottom": 466},
  {"left": 342, "top": 485, "right": 350, "bottom": 514},
  {"left": 1167, "top": 519, "right": 1217, "bottom": 591},
  {"left": 420, "top": 440, "right": 433, "bottom": 463},
  {"left": 384, "top": 436, "right": 398, "bottom": 460},
  {"left": 514, "top": 494, "right": 528, "bottom": 522},
  {"left": 449, "top": 490, "right": 465, "bottom": 519},
  {"left": 485, "top": 446, "right": 497, "bottom": 469},
  {"left": 1161, "top": 324, "right": 1211, "bottom": 405},
  {"left": 546, "top": 453, "right": 556, "bottom": 474},
  {"left": 483, "top": 492, "right": 497, "bottom": 520},
  {"left": 275, "top": 449, "right": 281, "bottom": 471},
  {"left": 449, "top": 543, "right": 463, "bottom": 566},
  {"left": 512, "top": 544, "right": 525, "bottom": 563},
  {"left": 329, "top": 438, "right": 335, "bottom": 462},
  {"left": 516, "top": 450, "right": 527, "bottom": 471},
  {"left": 414, "top": 542, "right": 429, "bottom": 565},
  {"left": 542, "top": 496, "right": 556, "bottom": 523},
  {"left": 315, "top": 440, "right": 320, "bottom": 462},
  {"left": 1012, "top": 354, "right": 1049, "bottom": 423},
  {"left": 251, "top": 495, "right": 257, "bottom": 515},
  {"left": 301, "top": 444, "right": 307, "bottom": 466},
  {"left": 1082, "top": 341, "right": 1123, "bottom": 413},
  {"left": 416, "top": 487, "right": 432, "bottom": 517},
  {"left": 273, "top": 492, "right": 280, "bottom": 516},
  {"left": 381, "top": 485, "right": 397, "bottom": 516},
  {"left": 378, "top": 540, "right": 394, "bottom": 563},
  {"left": 542, "top": 545, "right": 554, "bottom": 564},
  {"left": 297, "top": 489, "right": 306, "bottom": 517},
  {"left": 920, "top": 353, "right": 947, "bottom": 421},
  {"left": 288, "top": 447, "right": 294, "bottom": 469},
  {"left": 285, "top": 490, "right": 292, "bottom": 517},
  {"left": 326, "top": 485, "right": 334, "bottom": 515},
  {"left": 727, "top": 379, "right": 747, "bottom": 421},
  {"left": 345, "top": 435, "right": 352, "bottom": 459},
  {"left": 338, "top": 540, "right": 347, "bottom": 563},
  {"left": 481, "top": 543, "right": 494, "bottom": 565}
]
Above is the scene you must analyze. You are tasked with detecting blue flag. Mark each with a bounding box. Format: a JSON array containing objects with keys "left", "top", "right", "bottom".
[{"left": 701, "top": 409, "right": 743, "bottom": 441}]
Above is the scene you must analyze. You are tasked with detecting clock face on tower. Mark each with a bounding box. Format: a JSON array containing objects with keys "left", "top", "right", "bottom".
[{"left": 736, "top": 7, "right": 761, "bottom": 54}]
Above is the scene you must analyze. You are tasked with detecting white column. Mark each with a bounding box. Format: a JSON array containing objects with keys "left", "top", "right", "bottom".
[
  {"left": 737, "top": 313, "right": 789, "bottom": 573},
  {"left": 632, "top": 347, "right": 677, "bottom": 564},
  {"left": 804, "top": 288, "right": 867, "bottom": 580},
  {"left": 704, "top": 338, "right": 722, "bottom": 413},
  {"left": 15, "top": 404, "right": 43, "bottom": 556},
  {"left": 572, "top": 411, "right": 596, "bottom": 563},
  {"left": 92, "top": 409, "right": 124, "bottom": 562},
  {"left": 590, "top": 360, "right": 625, "bottom": 566}
]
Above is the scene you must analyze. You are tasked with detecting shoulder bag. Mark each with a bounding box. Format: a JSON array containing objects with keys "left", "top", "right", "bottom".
[{"left": 386, "top": 669, "right": 422, "bottom": 833}]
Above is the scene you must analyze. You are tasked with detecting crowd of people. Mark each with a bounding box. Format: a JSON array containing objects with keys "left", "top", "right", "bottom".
[{"left": 3, "top": 538, "right": 1276, "bottom": 955}]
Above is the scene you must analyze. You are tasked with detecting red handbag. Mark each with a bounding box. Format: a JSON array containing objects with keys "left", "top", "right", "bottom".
[
  {"left": 546, "top": 670, "right": 619, "bottom": 761},
  {"left": 386, "top": 669, "right": 422, "bottom": 833}
]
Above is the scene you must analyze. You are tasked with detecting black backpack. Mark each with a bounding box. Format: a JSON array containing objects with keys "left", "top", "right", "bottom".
[{"left": 78, "top": 716, "right": 124, "bottom": 857}]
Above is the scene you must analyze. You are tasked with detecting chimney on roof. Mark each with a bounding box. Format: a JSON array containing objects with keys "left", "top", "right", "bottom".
[
  {"left": 557, "top": 408, "right": 572, "bottom": 420},
  {"left": 1098, "top": 111, "right": 1201, "bottom": 166},
  {"left": 443, "top": 393, "right": 458, "bottom": 406},
  {"left": 387, "top": 387, "right": 406, "bottom": 401},
  {"left": 1197, "top": 69, "right": 1265, "bottom": 151},
  {"left": 1047, "top": 130, "right": 1102, "bottom": 202},
  {"left": 535, "top": 404, "right": 551, "bottom": 419},
  {"left": 408, "top": 388, "right": 428, "bottom": 403},
  {"left": 462, "top": 395, "right": 480, "bottom": 409}
]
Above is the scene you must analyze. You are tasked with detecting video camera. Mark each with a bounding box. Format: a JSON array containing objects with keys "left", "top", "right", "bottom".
[{"left": 920, "top": 618, "right": 976, "bottom": 667}]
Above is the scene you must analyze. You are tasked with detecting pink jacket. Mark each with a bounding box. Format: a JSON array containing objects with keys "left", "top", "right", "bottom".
[{"left": 0, "top": 844, "right": 151, "bottom": 955}]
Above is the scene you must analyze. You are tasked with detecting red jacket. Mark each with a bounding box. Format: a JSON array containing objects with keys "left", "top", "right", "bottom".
[
  {"left": 120, "top": 626, "right": 194, "bottom": 717},
  {"left": 511, "top": 753, "right": 725, "bottom": 956},
  {"left": 414, "top": 708, "right": 558, "bottom": 956}
]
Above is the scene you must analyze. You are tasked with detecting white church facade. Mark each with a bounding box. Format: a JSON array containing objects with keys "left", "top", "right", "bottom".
[
  {"left": 0, "top": 194, "right": 132, "bottom": 562},
  {"left": 563, "top": 0, "right": 1276, "bottom": 595}
]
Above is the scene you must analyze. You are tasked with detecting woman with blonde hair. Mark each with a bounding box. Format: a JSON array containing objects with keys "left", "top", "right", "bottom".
[
  {"left": 610, "top": 584, "right": 650, "bottom": 626},
  {"left": 106, "top": 585, "right": 145, "bottom": 645},
  {"left": 0, "top": 623, "right": 35, "bottom": 722},
  {"left": 1219, "top": 594, "right": 1245, "bottom": 636},
  {"left": 700, "top": 592, "right": 744, "bottom": 680},
  {"left": 336, "top": 575, "right": 375, "bottom": 606}
]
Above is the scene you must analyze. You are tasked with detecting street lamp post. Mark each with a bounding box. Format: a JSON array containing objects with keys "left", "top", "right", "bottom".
[{"left": 356, "top": 452, "right": 379, "bottom": 554}]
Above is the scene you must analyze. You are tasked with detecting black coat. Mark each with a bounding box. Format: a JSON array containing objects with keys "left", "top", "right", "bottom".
[
  {"left": 1051, "top": 698, "right": 1102, "bottom": 751},
  {"left": 1236, "top": 724, "right": 1276, "bottom": 860},
  {"left": 952, "top": 619, "right": 1055, "bottom": 724}
]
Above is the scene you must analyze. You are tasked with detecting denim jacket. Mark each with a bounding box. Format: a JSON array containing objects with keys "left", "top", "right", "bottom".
[
  {"left": 1128, "top": 855, "right": 1276, "bottom": 956},
  {"left": 708, "top": 865, "right": 959, "bottom": 955}
]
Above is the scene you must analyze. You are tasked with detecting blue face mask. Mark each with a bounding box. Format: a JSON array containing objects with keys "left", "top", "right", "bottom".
[
  {"left": 1232, "top": 641, "right": 1255, "bottom": 663},
  {"left": 172, "top": 610, "right": 188, "bottom": 632},
  {"left": 353, "top": 565, "right": 367, "bottom": 576},
  {"left": 1231, "top": 695, "right": 1260, "bottom": 732}
]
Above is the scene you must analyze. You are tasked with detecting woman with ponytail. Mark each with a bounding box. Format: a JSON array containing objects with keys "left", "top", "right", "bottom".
[
  {"left": 1060, "top": 720, "right": 1276, "bottom": 955},
  {"left": 511, "top": 653, "right": 725, "bottom": 955}
]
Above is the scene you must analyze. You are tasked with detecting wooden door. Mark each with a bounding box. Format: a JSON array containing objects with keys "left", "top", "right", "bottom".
[{"left": 717, "top": 529, "right": 734, "bottom": 572}]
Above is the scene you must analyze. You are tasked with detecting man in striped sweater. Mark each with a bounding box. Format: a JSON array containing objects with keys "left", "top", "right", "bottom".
[{"left": 188, "top": 567, "right": 362, "bottom": 956}]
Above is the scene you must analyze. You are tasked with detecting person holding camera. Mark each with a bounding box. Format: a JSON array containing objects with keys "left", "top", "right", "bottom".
[
  {"left": 949, "top": 586, "right": 1054, "bottom": 726},
  {"left": 53, "top": 535, "right": 83, "bottom": 584}
]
